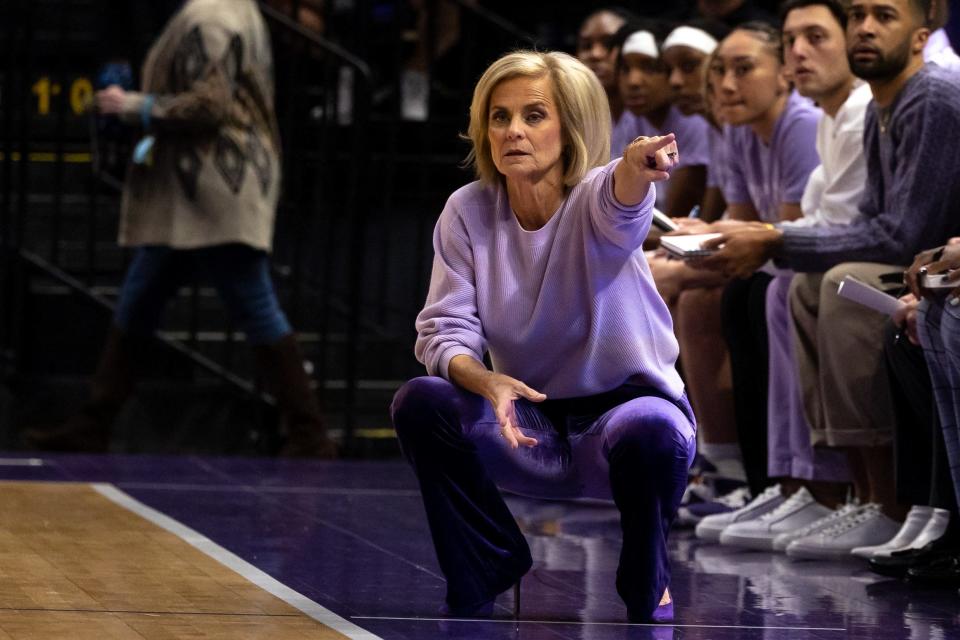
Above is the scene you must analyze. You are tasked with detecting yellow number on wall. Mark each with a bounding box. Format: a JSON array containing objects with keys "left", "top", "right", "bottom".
[
  {"left": 70, "top": 78, "right": 94, "bottom": 115},
  {"left": 31, "top": 76, "right": 51, "bottom": 115},
  {"left": 31, "top": 76, "right": 94, "bottom": 116}
]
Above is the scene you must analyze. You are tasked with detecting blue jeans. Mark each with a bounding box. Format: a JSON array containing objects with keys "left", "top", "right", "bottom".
[
  {"left": 114, "top": 244, "right": 292, "bottom": 345},
  {"left": 391, "top": 376, "right": 696, "bottom": 619}
]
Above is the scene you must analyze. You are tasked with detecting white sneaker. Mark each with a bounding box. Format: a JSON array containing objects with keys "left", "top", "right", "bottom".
[
  {"left": 680, "top": 478, "right": 716, "bottom": 506},
  {"left": 772, "top": 502, "right": 860, "bottom": 552},
  {"left": 695, "top": 484, "right": 784, "bottom": 542},
  {"left": 785, "top": 504, "right": 901, "bottom": 560},
  {"left": 677, "top": 485, "right": 751, "bottom": 526},
  {"left": 850, "top": 505, "right": 932, "bottom": 559},
  {"left": 719, "top": 487, "right": 832, "bottom": 550}
]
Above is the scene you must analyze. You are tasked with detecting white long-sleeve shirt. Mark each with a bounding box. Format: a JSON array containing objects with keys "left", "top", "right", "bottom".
[{"left": 785, "top": 82, "right": 872, "bottom": 229}]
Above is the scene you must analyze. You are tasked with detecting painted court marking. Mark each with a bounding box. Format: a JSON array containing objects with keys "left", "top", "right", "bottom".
[
  {"left": 0, "top": 458, "right": 44, "bottom": 466},
  {"left": 352, "top": 615, "right": 847, "bottom": 632},
  {"left": 93, "top": 483, "right": 383, "bottom": 640},
  {"left": 116, "top": 480, "right": 421, "bottom": 497}
]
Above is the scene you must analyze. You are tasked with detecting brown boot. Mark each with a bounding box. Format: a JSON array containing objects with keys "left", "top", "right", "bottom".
[
  {"left": 254, "top": 333, "right": 338, "bottom": 458},
  {"left": 24, "top": 326, "right": 137, "bottom": 452}
]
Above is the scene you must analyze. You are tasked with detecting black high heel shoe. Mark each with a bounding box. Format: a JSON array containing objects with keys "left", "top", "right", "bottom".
[{"left": 440, "top": 579, "right": 522, "bottom": 619}]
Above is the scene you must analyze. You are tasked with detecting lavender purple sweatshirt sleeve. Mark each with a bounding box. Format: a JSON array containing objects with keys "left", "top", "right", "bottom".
[
  {"left": 414, "top": 160, "right": 684, "bottom": 400},
  {"left": 414, "top": 192, "right": 490, "bottom": 379}
]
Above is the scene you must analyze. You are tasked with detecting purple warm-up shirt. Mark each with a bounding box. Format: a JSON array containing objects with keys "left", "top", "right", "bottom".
[
  {"left": 415, "top": 159, "right": 684, "bottom": 400},
  {"left": 706, "top": 125, "right": 731, "bottom": 192},
  {"left": 610, "top": 111, "right": 641, "bottom": 161},
  {"left": 724, "top": 92, "right": 822, "bottom": 221}
]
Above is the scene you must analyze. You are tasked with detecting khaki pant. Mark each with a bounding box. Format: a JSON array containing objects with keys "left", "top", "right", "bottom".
[{"left": 788, "top": 262, "right": 901, "bottom": 447}]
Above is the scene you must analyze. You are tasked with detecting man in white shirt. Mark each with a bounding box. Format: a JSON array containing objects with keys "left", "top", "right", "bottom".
[
  {"left": 925, "top": 28, "right": 960, "bottom": 68},
  {"left": 760, "top": 0, "right": 870, "bottom": 521}
]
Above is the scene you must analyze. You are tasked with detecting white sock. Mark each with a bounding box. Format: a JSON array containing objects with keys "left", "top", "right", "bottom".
[{"left": 698, "top": 442, "right": 746, "bottom": 481}]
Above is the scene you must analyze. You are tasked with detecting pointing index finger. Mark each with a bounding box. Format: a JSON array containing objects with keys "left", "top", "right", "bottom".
[{"left": 647, "top": 133, "right": 676, "bottom": 152}]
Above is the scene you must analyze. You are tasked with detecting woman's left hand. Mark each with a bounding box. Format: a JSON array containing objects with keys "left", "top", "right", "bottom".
[{"left": 482, "top": 372, "right": 545, "bottom": 450}]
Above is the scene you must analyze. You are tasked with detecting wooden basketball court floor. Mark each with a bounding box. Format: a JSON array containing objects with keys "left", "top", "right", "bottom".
[{"left": 0, "top": 454, "right": 957, "bottom": 639}]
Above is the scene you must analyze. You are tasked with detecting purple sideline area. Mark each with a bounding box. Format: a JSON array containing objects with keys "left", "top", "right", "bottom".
[{"left": 0, "top": 453, "right": 957, "bottom": 639}]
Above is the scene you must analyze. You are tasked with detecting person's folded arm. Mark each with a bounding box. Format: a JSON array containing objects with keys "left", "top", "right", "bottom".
[{"left": 777, "top": 91, "right": 960, "bottom": 272}]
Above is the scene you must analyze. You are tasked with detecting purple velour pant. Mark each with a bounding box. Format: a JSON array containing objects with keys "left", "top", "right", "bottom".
[
  {"left": 390, "top": 376, "right": 696, "bottom": 620},
  {"left": 766, "top": 275, "right": 849, "bottom": 482}
]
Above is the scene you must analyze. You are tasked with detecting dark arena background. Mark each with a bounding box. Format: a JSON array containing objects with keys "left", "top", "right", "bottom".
[{"left": 0, "top": 1, "right": 958, "bottom": 639}]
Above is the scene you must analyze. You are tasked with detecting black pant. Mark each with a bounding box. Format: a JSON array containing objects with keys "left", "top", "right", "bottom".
[
  {"left": 721, "top": 272, "right": 773, "bottom": 496},
  {"left": 883, "top": 321, "right": 958, "bottom": 513}
]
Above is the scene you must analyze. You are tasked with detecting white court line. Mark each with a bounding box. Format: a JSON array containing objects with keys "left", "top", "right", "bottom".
[
  {"left": 93, "top": 483, "right": 383, "bottom": 640},
  {"left": 115, "top": 472, "right": 446, "bottom": 583},
  {"left": 0, "top": 458, "right": 44, "bottom": 466},
  {"left": 116, "top": 481, "right": 421, "bottom": 497},
  {"left": 351, "top": 616, "right": 847, "bottom": 632}
]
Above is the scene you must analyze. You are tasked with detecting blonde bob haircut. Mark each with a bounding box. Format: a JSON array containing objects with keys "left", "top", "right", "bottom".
[{"left": 464, "top": 50, "right": 611, "bottom": 187}]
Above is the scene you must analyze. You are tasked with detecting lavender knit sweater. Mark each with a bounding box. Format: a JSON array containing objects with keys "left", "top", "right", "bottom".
[{"left": 415, "top": 159, "right": 684, "bottom": 400}]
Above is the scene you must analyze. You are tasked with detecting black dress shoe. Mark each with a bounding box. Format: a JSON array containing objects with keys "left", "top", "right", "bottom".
[
  {"left": 868, "top": 538, "right": 959, "bottom": 579},
  {"left": 905, "top": 554, "right": 960, "bottom": 587},
  {"left": 864, "top": 578, "right": 909, "bottom": 598}
]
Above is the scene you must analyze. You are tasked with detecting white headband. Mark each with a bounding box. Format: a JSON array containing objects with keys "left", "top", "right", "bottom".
[
  {"left": 621, "top": 31, "right": 659, "bottom": 58},
  {"left": 662, "top": 26, "right": 719, "bottom": 56}
]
